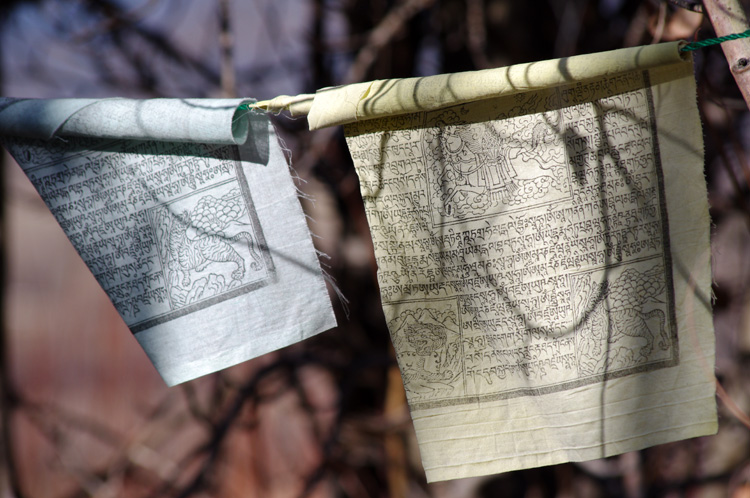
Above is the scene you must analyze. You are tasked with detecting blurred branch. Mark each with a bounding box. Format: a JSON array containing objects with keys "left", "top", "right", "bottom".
[
  {"left": 311, "top": 0, "right": 329, "bottom": 89},
  {"left": 624, "top": 3, "right": 651, "bottom": 47},
  {"left": 383, "top": 347, "right": 408, "bottom": 498},
  {"left": 23, "top": 400, "right": 123, "bottom": 447},
  {"left": 180, "top": 383, "right": 215, "bottom": 426},
  {"left": 668, "top": 0, "right": 704, "bottom": 13},
  {"left": 552, "top": 0, "right": 588, "bottom": 58},
  {"left": 83, "top": 0, "right": 221, "bottom": 88},
  {"left": 698, "top": 79, "right": 750, "bottom": 229},
  {"left": 466, "top": 0, "right": 490, "bottom": 69},
  {"left": 157, "top": 358, "right": 299, "bottom": 498},
  {"left": 294, "top": 0, "right": 437, "bottom": 178},
  {"left": 703, "top": 0, "right": 750, "bottom": 110},
  {"left": 716, "top": 380, "right": 750, "bottom": 430},
  {"left": 70, "top": 0, "right": 162, "bottom": 42},
  {"left": 343, "top": 0, "right": 436, "bottom": 85},
  {"left": 651, "top": 1, "right": 668, "bottom": 44},
  {"left": 218, "top": 0, "right": 236, "bottom": 98}
]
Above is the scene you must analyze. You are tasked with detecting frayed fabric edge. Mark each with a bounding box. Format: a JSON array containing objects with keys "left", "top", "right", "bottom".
[{"left": 272, "top": 119, "right": 350, "bottom": 319}]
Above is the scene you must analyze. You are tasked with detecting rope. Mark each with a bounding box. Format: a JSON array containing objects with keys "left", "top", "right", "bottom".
[{"left": 680, "top": 29, "right": 750, "bottom": 52}]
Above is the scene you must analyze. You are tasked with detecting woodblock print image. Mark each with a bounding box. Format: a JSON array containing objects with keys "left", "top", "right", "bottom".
[
  {"left": 387, "top": 300, "right": 466, "bottom": 403},
  {"left": 571, "top": 259, "right": 676, "bottom": 377},
  {"left": 422, "top": 102, "right": 571, "bottom": 226},
  {"left": 150, "top": 181, "right": 272, "bottom": 312},
  {"left": 349, "top": 74, "right": 682, "bottom": 411},
  {"left": 2, "top": 135, "right": 280, "bottom": 333}
]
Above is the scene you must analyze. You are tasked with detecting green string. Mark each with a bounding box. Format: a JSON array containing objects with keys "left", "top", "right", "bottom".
[{"left": 680, "top": 29, "right": 750, "bottom": 52}]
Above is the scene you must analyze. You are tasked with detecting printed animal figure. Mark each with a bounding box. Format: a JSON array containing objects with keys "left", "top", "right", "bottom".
[
  {"left": 167, "top": 210, "right": 260, "bottom": 287},
  {"left": 399, "top": 321, "right": 461, "bottom": 394},
  {"left": 575, "top": 280, "right": 609, "bottom": 374},
  {"left": 576, "top": 264, "right": 670, "bottom": 374},
  {"left": 606, "top": 265, "right": 669, "bottom": 359}
]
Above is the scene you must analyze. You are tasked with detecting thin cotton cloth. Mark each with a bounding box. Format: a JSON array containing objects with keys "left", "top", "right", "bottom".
[
  {"left": 0, "top": 98, "right": 256, "bottom": 144},
  {"left": 340, "top": 45, "right": 716, "bottom": 481},
  {"left": 290, "top": 41, "right": 688, "bottom": 129},
  {"left": 0, "top": 98, "right": 337, "bottom": 385}
]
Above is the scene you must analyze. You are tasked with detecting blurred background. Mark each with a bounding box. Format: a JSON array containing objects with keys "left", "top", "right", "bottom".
[{"left": 1, "top": 0, "right": 750, "bottom": 496}]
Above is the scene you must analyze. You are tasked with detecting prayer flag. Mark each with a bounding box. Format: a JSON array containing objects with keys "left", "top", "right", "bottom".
[
  {"left": 322, "top": 43, "right": 717, "bottom": 481},
  {"left": 0, "top": 98, "right": 337, "bottom": 386}
]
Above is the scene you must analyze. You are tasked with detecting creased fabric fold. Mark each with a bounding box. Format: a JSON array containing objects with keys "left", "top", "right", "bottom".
[
  {"left": 306, "top": 41, "right": 686, "bottom": 129},
  {"left": 0, "top": 98, "right": 260, "bottom": 145}
]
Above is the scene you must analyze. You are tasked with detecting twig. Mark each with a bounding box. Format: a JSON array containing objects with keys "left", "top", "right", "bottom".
[
  {"left": 716, "top": 380, "right": 750, "bottom": 430},
  {"left": 697, "top": 81, "right": 750, "bottom": 229},
  {"left": 702, "top": 0, "right": 750, "bottom": 110},
  {"left": 668, "top": 0, "right": 704, "bottom": 13},
  {"left": 624, "top": 3, "right": 652, "bottom": 47},
  {"left": 163, "top": 358, "right": 295, "bottom": 498},
  {"left": 466, "top": 0, "right": 490, "bottom": 69},
  {"left": 651, "top": 1, "right": 668, "bottom": 44},
  {"left": 83, "top": 0, "right": 221, "bottom": 87},
  {"left": 180, "top": 382, "right": 215, "bottom": 426},
  {"left": 383, "top": 346, "right": 408, "bottom": 498},
  {"left": 343, "top": 0, "right": 436, "bottom": 85},
  {"left": 293, "top": 0, "right": 436, "bottom": 176},
  {"left": 23, "top": 400, "right": 123, "bottom": 447},
  {"left": 70, "top": 0, "right": 162, "bottom": 42},
  {"left": 311, "top": 0, "right": 330, "bottom": 89},
  {"left": 218, "top": 0, "right": 236, "bottom": 98},
  {"left": 553, "top": 0, "right": 588, "bottom": 58}
]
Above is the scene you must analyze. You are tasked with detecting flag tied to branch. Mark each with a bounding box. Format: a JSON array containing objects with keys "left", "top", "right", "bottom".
[
  {"left": 0, "top": 98, "right": 337, "bottom": 386},
  {"left": 0, "top": 40, "right": 718, "bottom": 482},
  {"left": 299, "top": 41, "right": 716, "bottom": 481}
]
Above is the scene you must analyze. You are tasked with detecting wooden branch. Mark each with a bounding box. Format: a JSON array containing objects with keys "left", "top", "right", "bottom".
[
  {"left": 466, "top": 0, "right": 490, "bottom": 69},
  {"left": 218, "top": 0, "right": 236, "bottom": 98},
  {"left": 291, "top": 0, "right": 436, "bottom": 174},
  {"left": 702, "top": 0, "right": 750, "bottom": 109},
  {"left": 384, "top": 347, "right": 408, "bottom": 498},
  {"left": 343, "top": 0, "right": 436, "bottom": 85}
]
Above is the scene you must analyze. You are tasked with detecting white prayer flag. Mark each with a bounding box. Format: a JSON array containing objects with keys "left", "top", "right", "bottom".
[{"left": 0, "top": 98, "right": 337, "bottom": 386}]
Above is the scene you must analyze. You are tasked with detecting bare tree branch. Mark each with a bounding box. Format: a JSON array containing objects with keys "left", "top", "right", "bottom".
[
  {"left": 218, "top": 0, "right": 236, "bottom": 98},
  {"left": 466, "top": 0, "right": 490, "bottom": 69},
  {"left": 343, "top": 0, "right": 436, "bottom": 85}
]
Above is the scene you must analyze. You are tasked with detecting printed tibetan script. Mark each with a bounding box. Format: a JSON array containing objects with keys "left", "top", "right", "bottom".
[
  {"left": 345, "top": 60, "right": 716, "bottom": 481},
  {"left": 16, "top": 140, "right": 273, "bottom": 331},
  {"left": 1, "top": 102, "right": 337, "bottom": 386}
]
